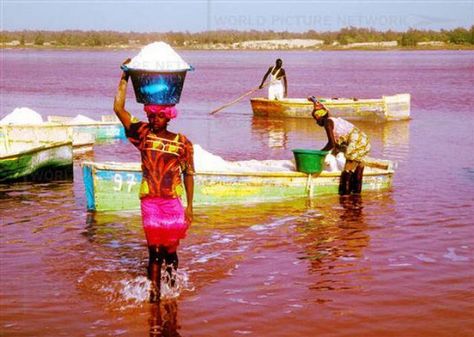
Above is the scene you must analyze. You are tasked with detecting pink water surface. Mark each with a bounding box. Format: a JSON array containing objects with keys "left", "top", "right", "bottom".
[{"left": 1, "top": 49, "right": 473, "bottom": 337}]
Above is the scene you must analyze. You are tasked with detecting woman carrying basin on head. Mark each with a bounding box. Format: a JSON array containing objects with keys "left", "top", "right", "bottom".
[
  {"left": 308, "top": 96, "right": 371, "bottom": 195},
  {"left": 113, "top": 59, "right": 194, "bottom": 302}
]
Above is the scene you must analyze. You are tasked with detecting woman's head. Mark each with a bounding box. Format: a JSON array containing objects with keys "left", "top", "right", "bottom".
[
  {"left": 313, "top": 113, "right": 328, "bottom": 126},
  {"left": 144, "top": 105, "right": 178, "bottom": 130},
  {"left": 311, "top": 102, "right": 329, "bottom": 126}
]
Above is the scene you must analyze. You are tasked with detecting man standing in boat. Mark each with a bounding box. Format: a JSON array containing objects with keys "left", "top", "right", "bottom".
[{"left": 259, "top": 59, "right": 288, "bottom": 100}]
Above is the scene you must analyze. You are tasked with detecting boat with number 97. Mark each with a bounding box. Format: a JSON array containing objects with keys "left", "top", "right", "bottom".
[{"left": 81, "top": 160, "right": 395, "bottom": 212}]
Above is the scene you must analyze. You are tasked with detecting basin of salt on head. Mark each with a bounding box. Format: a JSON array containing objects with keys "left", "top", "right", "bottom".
[{"left": 123, "top": 42, "right": 193, "bottom": 105}]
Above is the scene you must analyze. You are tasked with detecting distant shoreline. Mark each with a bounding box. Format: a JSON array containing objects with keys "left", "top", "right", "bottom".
[
  {"left": 3, "top": 27, "right": 473, "bottom": 51},
  {"left": 2, "top": 44, "right": 474, "bottom": 51}
]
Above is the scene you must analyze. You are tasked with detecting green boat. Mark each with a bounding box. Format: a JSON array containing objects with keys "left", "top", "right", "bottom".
[
  {"left": 0, "top": 140, "right": 73, "bottom": 182},
  {"left": 82, "top": 159, "right": 394, "bottom": 212}
]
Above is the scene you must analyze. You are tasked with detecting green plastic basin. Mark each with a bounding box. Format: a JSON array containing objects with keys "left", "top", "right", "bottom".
[{"left": 292, "top": 149, "right": 329, "bottom": 174}]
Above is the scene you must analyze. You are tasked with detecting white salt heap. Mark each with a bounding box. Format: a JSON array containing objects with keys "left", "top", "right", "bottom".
[
  {"left": 324, "top": 154, "right": 338, "bottom": 172},
  {"left": 0, "top": 107, "right": 44, "bottom": 125},
  {"left": 193, "top": 144, "right": 229, "bottom": 172},
  {"left": 69, "top": 114, "right": 96, "bottom": 124},
  {"left": 193, "top": 144, "right": 296, "bottom": 173},
  {"left": 336, "top": 152, "right": 346, "bottom": 171},
  {"left": 324, "top": 153, "right": 346, "bottom": 172},
  {"left": 127, "top": 42, "right": 191, "bottom": 72}
]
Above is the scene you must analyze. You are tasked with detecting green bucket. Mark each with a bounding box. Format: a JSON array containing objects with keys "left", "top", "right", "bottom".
[{"left": 292, "top": 149, "right": 329, "bottom": 174}]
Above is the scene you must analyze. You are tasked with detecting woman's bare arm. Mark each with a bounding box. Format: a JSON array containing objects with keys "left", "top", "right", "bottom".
[
  {"left": 183, "top": 173, "right": 194, "bottom": 224},
  {"left": 113, "top": 60, "right": 133, "bottom": 130},
  {"left": 322, "top": 118, "right": 336, "bottom": 151}
]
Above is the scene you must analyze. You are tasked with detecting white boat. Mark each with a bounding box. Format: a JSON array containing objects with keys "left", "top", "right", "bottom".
[{"left": 251, "top": 93, "right": 411, "bottom": 121}]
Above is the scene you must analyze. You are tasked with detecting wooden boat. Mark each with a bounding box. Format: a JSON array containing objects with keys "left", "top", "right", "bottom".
[
  {"left": 250, "top": 93, "right": 410, "bottom": 121},
  {"left": 47, "top": 115, "right": 126, "bottom": 140},
  {"left": 0, "top": 124, "right": 94, "bottom": 154},
  {"left": 0, "top": 140, "right": 73, "bottom": 182},
  {"left": 81, "top": 160, "right": 394, "bottom": 212}
]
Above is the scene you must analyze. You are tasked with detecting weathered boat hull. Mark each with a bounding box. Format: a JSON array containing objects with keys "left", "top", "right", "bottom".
[
  {"left": 0, "top": 141, "right": 73, "bottom": 182},
  {"left": 0, "top": 124, "right": 94, "bottom": 154},
  {"left": 47, "top": 115, "right": 126, "bottom": 140},
  {"left": 82, "top": 161, "right": 394, "bottom": 212},
  {"left": 74, "top": 124, "right": 125, "bottom": 140},
  {"left": 251, "top": 94, "right": 410, "bottom": 121}
]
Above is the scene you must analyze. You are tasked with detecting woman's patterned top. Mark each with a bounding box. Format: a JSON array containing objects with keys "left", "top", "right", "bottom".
[
  {"left": 126, "top": 121, "right": 194, "bottom": 199},
  {"left": 329, "top": 117, "right": 355, "bottom": 143}
]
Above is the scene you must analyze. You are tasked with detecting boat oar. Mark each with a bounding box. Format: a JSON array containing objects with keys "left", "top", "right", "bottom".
[{"left": 209, "top": 81, "right": 271, "bottom": 115}]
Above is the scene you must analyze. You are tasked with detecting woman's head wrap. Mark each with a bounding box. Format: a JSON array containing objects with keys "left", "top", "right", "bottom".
[
  {"left": 312, "top": 101, "right": 328, "bottom": 118},
  {"left": 314, "top": 108, "right": 328, "bottom": 117},
  {"left": 144, "top": 105, "right": 178, "bottom": 119}
]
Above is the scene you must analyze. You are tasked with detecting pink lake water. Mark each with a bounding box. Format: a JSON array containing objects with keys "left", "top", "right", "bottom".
[{"left": 1, "top": 49, "right": 474, "bottom": 337}]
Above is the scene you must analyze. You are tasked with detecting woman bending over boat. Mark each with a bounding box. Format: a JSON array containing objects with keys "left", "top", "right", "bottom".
[
  {"left": 114, "top": 59, "right": 194, "bottom": 302},
  {"left": 308, "top": 96, "right": 371, "bottom": 195}
]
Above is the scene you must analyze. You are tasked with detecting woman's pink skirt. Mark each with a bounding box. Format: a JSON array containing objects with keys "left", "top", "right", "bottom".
[{"left": 140, "top": 196, "right": 189, "bottom": 251}]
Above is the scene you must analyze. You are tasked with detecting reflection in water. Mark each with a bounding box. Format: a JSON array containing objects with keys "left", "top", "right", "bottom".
[
  {"left": 149, "top": 300, "right": 182, "bottom": 337},
  {"left": 380, "top": 121, "right": 411, "bottom": 161},
  {"left": 251, "top": 117, "right": 314, "bottom": 152},
  {"left": 294, "top": 195, "right": 369, "bottom": 293},
  {"left": 251, "top": 118, "right": 288, "bottom": 148},
  {"left": 84, "top": 211, "right": 98, "bottom": 241},
  {"left": 83, "top": 211, "right": 143, "bottom": 243},
  {"left": 339, "top": 194, "right": 365, "bottom": 223},
  {"left": 251, "top": 116, "right": 410, "bottom": 161}
]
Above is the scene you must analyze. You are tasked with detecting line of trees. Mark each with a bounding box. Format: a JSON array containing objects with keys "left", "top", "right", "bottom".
[{"left": 1, "top": 26, "right": 473, "bottom": 47}]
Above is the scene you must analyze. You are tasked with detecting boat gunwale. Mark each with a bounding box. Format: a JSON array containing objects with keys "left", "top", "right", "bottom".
[
  {"left": 250, "top": 93, "right": 410, "bottom": 107},
  {"left": 56, "top": 122, "right": 123, "bottom": 127},
  {"left": 1, "top": 123, "right": 73, "bottom": 129},
  {"left": 0, "top": 141, "right": 73, "bottom": 159},
  {"left": 2, "top": 122, "right": 122, "bottom": 128},
  {"left": 251, "top": 98, "right": 383, "bottom": 106},
  {"left": 80, "top": 161, "right": 394, "bottom": 178}
]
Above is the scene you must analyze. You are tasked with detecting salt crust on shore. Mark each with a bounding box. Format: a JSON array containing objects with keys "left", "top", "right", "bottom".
[{"left": 127, "top": 42, "right": 190, "bottom": 71}]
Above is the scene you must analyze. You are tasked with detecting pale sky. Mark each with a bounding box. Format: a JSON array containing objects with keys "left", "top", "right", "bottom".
[{"left": 1, "top": 0, "right": 473, "bottom": 32}]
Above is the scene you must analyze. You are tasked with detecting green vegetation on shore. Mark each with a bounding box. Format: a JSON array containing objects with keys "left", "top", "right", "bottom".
[{"left": 1, "top": 27, "right": 473, "bottom": 50}]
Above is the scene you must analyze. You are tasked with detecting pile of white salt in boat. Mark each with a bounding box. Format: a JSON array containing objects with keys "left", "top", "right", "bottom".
[
  {"left": 0, "top": 107, "right": 101, "bottom": 125},
  {"left": 0, "top": 107, "right": 44, "bottom": 125},
  {"left": 193, "top": 145, "right": 346, "bottom": 173}
]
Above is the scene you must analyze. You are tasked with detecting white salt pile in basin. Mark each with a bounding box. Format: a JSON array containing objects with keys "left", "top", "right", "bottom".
[
  {"left": 127, "top": 42, "right": 191, "bottom": 72},
  {"left": 0, "top": 107, "right": 44, "bottom": 125}
]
